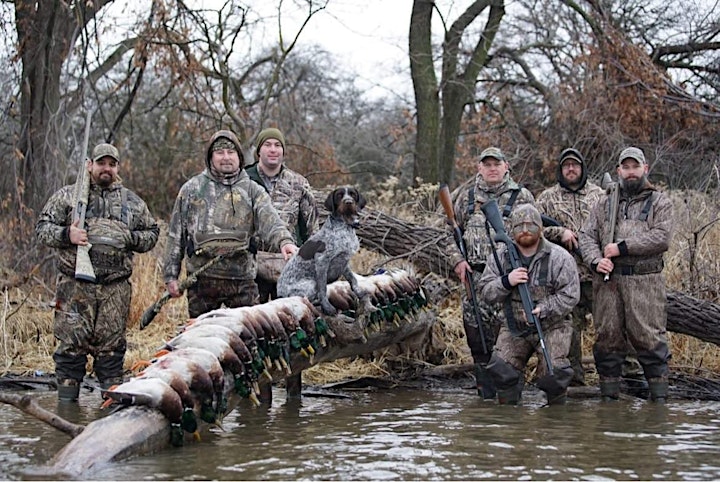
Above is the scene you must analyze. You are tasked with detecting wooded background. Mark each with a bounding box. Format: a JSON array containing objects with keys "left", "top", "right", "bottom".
[{"left": 1, "top": 0, "right": 719, "bottom": 281}]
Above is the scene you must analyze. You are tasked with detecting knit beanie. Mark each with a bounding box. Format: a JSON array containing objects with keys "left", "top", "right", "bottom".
[{"left": 255, "top": 128, "right": 286, "bottom": 156}]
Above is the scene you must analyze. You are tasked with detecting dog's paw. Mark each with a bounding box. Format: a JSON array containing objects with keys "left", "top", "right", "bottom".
[{"left": 321, "top": 300, "right": 338, "bottom": 316}]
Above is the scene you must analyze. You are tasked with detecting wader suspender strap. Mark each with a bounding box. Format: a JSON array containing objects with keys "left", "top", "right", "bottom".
[{"left": 638, "top": 193, "right": 655, "bottom": 221}]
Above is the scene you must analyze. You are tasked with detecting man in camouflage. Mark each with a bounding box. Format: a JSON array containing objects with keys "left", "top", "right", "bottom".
[
  {"left": 579, "top": 147, "right": 674, "bottom": 403},
  {"left": 163, "top": 129, "right": 298, "bottom": 318},
  {"left": 246, "top": 127, "right": 318, "bottom": 302},
  {"left": 536, "top": 148, "right": 603, "bottom": 386},
  {"left": 36, "top": 143, "right": 159, "bottom": 401},
  {"left": 480, "top": 204, "right": 580, "bottom": 405},
  {"left": 447, "top": 147, "right": 535, "bottom": 399}
]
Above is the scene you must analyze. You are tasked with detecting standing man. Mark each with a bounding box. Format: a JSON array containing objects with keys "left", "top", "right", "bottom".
[
  {"left": 447, "top": 147, "right": 535, "bottom": 399},
  {"left": 163, "top": 129, "right": 298, "bottom": 318},
  {"left": 36, "top": 143, "right": 159, "bottom": 401},
  {"left": 536, "top": 148, "right": 603, "bottom": 386},
  {"left": 480, "top": 204, "right": 580, "bottom": 405},
  {"left": 579, "top": 147, "right": 674, "bottom": 403},
  {"left": 246, "top": 127, "right": 318, "bottom": 302}
]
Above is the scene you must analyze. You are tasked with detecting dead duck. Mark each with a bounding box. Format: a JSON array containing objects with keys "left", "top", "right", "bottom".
[{"left": 101, "top": 377, "right": 185, "bottom": 446}]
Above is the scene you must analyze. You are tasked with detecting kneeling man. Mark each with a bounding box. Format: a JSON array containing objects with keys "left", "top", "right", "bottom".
[{"left": 479, "top": 204, "right": 580, "bottom": 405}]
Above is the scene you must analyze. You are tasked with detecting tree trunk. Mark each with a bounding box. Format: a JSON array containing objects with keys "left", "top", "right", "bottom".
[
  {"left": 409, "top": 0, "right": 441, "bottom": 185},
  {"left": 13, "top": 0, "right": 112, "bottom": 212}
]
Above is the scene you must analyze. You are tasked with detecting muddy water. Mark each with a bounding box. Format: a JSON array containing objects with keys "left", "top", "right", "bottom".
[{"left": 2, "top": 386, "right": 720, "bottom": 480}]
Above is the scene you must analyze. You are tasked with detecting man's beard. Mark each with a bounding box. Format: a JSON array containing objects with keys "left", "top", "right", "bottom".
[
  {"left": 515, "top": 232, "right": 540, "bottom": 248},
  {"left": 619, "top": 174, "right": 647, "bottom": 195},
  {"left": 95, "top": 174, "right": 113, "bottom": 188}
]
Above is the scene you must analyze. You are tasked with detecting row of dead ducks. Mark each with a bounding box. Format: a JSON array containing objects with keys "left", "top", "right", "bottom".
[{"left": 101, "top": 269, "right": 428, "bottom": 446}]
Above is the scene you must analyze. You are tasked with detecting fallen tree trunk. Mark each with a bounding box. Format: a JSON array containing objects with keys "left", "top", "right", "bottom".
[
  {"left": 353, "top": 207, "right": 720, "bottom": 347},
  {"left": 40, "top": 303, "right": 435, "bottom": 478}
]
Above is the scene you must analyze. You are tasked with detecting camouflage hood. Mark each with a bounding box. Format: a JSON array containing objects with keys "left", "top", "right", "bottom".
[
  {"left": 557, "top": 148, "right": 588, "bottom": 192},
  {"left": 205, "top": 130, "right": 244, "bottom": 170}
]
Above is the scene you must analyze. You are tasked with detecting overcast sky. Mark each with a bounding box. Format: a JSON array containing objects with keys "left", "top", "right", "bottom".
[{"left": 253, "top": 0, "right": 417, "bottom": 100}]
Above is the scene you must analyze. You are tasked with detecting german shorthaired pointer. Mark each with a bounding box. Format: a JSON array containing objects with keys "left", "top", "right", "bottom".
[{"left": 277, "top": 186, "right": 366, "bottom": 315}]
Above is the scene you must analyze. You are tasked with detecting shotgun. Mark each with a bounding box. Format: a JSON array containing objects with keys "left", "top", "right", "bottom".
[
  {"left": 438, "top": 184, "right": 488, "bottom": 354},
  {"left": 139, "top": 249, "right": 238, "bottom": 330},
  {"left": 72, "top": 110, "right": 96, "bottom": 282},
  {"left": 601, "top": 172, "right": 619, "bottom": 282}
]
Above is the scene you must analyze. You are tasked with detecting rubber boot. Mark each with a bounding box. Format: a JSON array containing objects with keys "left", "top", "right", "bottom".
[
  {"left": 474, "top": 364, "right": 497, "bottom": 400},
  {"left": 648, "top": 378, "right": 669, "bottom": 404},
  {"left": 57, "top": 379, "right": 80, "bottom": 402},
  {"left": 599, "top": 378, "right": 621, "bottom": 402},
  {"left": 497, "top": 385, "right": 521, "bottom": 406}
]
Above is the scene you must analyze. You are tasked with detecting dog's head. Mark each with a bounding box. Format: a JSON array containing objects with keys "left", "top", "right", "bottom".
[{"left": 324, "top": 186, "right": 366, "bottom": 227}]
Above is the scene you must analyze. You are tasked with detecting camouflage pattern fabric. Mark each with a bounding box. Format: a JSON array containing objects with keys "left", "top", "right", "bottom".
[
  {"left": 479, "top": 238, "right": 580, "bottom": 333},
  {"left": 163, "top": 169, "right": 295, "bottom": 282},
  {"left": 187, "top": 278, "right": 260, "bottom": 318},
  {"left": 246, "top": 164, "right": 318, "bottom": 248},
  {"left": 52, "top": 274, "right": 131, "bottom": 383},
  {"left": 446, "top": 172, "right": 535, "bottom": 269},
  {"left": 536, "top": 181, "right": 603, "bottom": 282},
  {"left": 579, "top": 185, "right": 673, "bottom": 380},
  {"left": 493, "top": 316, "right": 573, "bottom": 380},
  {"left": 461, "top": 276, "right": 502, "bottom": 364},
  {"left": 36, "top": 180, "right": 159, "bottom": 283}
]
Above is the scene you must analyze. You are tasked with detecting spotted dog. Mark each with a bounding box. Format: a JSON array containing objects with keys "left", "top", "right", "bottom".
[{"left": 277, "top": 186, "right": 366, "bottom": 315}]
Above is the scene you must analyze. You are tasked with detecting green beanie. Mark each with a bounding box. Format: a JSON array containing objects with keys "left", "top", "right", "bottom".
[{"left": 255, "top": 128, "right": 286, "bottom": 156}]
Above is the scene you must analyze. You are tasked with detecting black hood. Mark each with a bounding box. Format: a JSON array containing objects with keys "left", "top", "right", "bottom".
[{"left": 557, "top": 148, "right": 588, "bottom": 192}]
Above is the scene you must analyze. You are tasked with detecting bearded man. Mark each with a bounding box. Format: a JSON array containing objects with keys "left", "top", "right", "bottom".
[
  {"left": 36, "top": 143, "right": 159, "bottom": 401},
  {"left": 579, "top": 147, "right": 674, "bottom": 403},
  {"left": 479, "top": 204, "right": 580, "bottom": 406},
  {"left": 536, "top": 148, "right": 603, "bottom": 386}
]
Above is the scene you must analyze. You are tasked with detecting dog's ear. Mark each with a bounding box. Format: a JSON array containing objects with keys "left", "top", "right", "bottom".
[
  {"left": 355, "top": 189, "right": 367, "bottom": 210},
  {"left": 324, "top": 190, "right": 336, "bottom": 212}
]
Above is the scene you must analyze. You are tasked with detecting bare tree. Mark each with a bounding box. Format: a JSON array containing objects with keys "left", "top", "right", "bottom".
[{"left": 409, "top": 0, "right": 505, "bottom": 186}]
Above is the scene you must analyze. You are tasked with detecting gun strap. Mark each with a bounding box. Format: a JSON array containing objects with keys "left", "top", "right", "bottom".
[{"left": 485, "top": 220, "right": 503, "bottom": 273}]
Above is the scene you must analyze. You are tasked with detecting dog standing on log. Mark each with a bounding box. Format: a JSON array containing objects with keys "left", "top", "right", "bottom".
[{"left": 277, "top": 186, "right": 366, "bottom": 315}]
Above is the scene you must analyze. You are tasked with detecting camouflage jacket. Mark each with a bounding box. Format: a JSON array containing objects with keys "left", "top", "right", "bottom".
[
  {"left": 245, "top": 163, "right": 318, "bottom": 249},
  {"left": 479, "top": 238, "right": 580, "bottom": 331},
  {"left": 579, "top": 185, "right": 673, "bottom": 275},
  {"left": 447, "top": 173, "right": 535, "bottom": 268},
  {"left": 36, "top": 180, "right": 159, "bottom": 284},
  {"left": 163, "top": 169, "right": 295, "bottom": 282},
  {"left": 536, "top": 181, "right": 603, "bottom": 281}
]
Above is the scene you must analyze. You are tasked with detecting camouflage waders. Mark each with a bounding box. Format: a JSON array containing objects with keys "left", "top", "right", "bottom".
[
  {"left": 187, "top": 277, "right": 260, "bottom": 318},
  {"left": 53, "top": 274, "right": 130, "bottom": 386}
]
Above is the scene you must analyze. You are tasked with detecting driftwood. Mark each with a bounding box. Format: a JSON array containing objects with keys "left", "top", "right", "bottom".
[
  {"left": 353, "top": 207, "right": 720, "bottom": 347},
  {"left": 40, "top": 305, "right": 435, "bottom": 478},
  {"left": 0, "top": 392, "right": 84, "bottom": 437}
]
